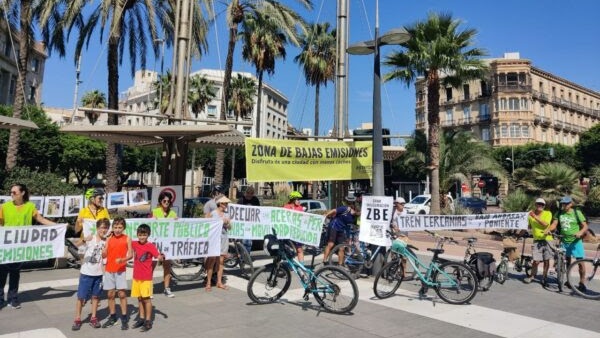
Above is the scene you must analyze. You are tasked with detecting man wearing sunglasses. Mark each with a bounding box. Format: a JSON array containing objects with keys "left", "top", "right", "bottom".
[{"left": 524, "top": 198, "right": 552, "bottom": 286}]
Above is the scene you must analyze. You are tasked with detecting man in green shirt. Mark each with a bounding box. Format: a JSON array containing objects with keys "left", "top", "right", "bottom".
[
  {"left": 0, "top": 184, "right": 55, "bottom": 310},
  {"left": 546, "top": 196, "right": 589, "bottom": 292}
]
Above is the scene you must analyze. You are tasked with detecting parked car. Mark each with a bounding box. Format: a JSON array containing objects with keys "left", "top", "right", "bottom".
[
  {"left": 299, "top": 199, "right": 328, "bottom": 213},
  {"left": 404, "top": 194, "right": 454, "bottom": 215},
  {"left": 457, "top": 196, "right": 487, "bottom": 214}
]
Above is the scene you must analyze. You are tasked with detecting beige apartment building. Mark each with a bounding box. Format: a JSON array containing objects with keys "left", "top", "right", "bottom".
[
  {"left": 415, "top": 52, "right": 600, "bottom": 146},
  {"left": 0, "top": 21, "right": 47, "bottom": 106}
]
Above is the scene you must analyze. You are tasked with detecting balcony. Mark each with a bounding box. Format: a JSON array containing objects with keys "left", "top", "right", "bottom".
[
  {"left": 495, "top": 84, "right": 532, "bottom": 93},
  {"left": 442, "top": 119, "right": 455, "bottom": 127},
  {"left": 531, "top": 90, "right": 549, "bottom": 102},
  {"left": 478, "top": 114, "right": 491, "bottom": 122},
  {"left": 553, "top": 120, "right": 564, "bottom": 130},
  {"left": 459, "top": 92, "right": 481, "bottom": 103},
  {"left": 440, "top": 98, "right": 454, "bottom": 106},
  {"left": 416, "top": 121, "right": 426, "bottom": 129},
  {"left": 533, "top": 115, "right": 551, "bottom": 127},
  {"left": 458, "top": 117, "right": 474, "bottom": 125}
]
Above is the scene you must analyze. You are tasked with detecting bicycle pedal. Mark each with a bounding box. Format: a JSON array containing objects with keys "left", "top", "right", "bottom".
[{"left": 303, "top": 291, "right": 310, "bottom": 301}]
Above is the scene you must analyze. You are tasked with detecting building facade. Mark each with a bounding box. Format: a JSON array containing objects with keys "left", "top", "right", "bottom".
[
  {"left": 119, "top": 69, "right": 289, "bottom": 140},
  {"left": 415, "top": 52, "right": 600, "bottom": 146},
  {"left": 0, "top": 21, "right": 47, "bottom": 106}
]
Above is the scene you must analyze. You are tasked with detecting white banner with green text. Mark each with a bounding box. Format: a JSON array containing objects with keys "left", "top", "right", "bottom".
[
  {"left": 82, "top": 218, "right": 222, "bottom": 259},
  {"left": 0, "top": 224, "right": 67, "bottom": 264}
]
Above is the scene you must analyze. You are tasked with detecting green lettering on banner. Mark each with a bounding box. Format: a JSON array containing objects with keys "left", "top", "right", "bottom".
[
  {"left": 306, "top": 215, "right": 323, "bottom": 232},
  {"left": 229, "top": 222, "right": 244, "bottom": 237},
  {"left": 252, "top": 224, "right": 272, "bottom": 238},
  {"left": 0, "top": 244, "right": 54, "bottom": 263},
  {"left": 272, "top": 223, "right": 290, "bottom": 237}
]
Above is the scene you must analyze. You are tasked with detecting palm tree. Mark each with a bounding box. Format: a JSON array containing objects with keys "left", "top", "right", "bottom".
[
  {"left": 228, "top": 74, "right": 256, "bottom": 120},
  {"left": 294, "top": 22, "right": 336, "bottom": 137},
  {"left": 2, "top": 0, "right": 65, "bottom": 170},
  {"left": 63, "top": 0, "right": 212, "bottom": 191},
  {"left": 188, "top": 75, "right": 217, "bottom": 118},
  {"left": 384, "top": 12, "right": 488, "bottom": 214},
  {"left": 514, "top": 162, "right": 585, "bottom": 207},
  {"left": 153, "top": 71, "right": 173, "bottom": 114},
  {"left": 81, "top": 90, "right": 107, "bottom": 125},
  {"left": 213, "top": 0, "right": 311, "bottom": 185},
  {"left": 241, "top": 11, "right": 288, "bottom": 136}
]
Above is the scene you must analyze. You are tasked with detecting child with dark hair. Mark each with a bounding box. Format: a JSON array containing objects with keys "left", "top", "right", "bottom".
[
  {"left": 71, "top": 218, "right": 110, "bottom": 331},
  {"left": 131, "top": 224, "right": 163, "bottom": 332}
]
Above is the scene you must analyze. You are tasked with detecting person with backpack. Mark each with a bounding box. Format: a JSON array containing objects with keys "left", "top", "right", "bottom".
[
  {"left": 323, "top": 195, "right": 360, "bottom": 266},
  {"left": 545, "top": 196, "right": 589, "bottom": 292}
]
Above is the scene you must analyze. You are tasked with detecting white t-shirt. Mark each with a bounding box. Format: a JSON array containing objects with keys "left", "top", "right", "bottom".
[
  {"left": 80, "top": 236, "right": 105, "bottom": 276},
  {"left": 392, "top": 208, "right": 408, "bottom": 236}
]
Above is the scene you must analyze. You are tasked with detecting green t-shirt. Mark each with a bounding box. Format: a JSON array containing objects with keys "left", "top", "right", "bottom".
[
  {"left": 1, "top": 201, "right": 36, "bottom": 226},
  {"left": 152, "top": 207, "right": 177, "bottom": 219},
  {"left": 553, "top": 209, "right": 586, "bottom": 243}
]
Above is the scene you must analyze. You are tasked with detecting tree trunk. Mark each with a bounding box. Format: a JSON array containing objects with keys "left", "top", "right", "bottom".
[
  {"left": 255, "top": 71, "right": 264, "bottom": 137},
  {"left": 314, "top": 83, "right": 320, "bottom": 136},
  {"left": 427, "top": 72, "right": 441, "bottom": 214},
  {"left": 6, "top": 2, "right": 32, "bottom": 170},
  {"left": 105, "top": 31, "right": 120, "bottom": 192},
  {"left": 214, "top": 149, "right": 225, "bottom": 185}
]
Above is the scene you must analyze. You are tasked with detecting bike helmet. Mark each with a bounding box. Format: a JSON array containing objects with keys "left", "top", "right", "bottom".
[
  {"left": 289, "top": 191, "right": 302, "bottom": 200},
  {"left": 85, "top": 188, "right": 105, "bottom": 200},
  {"left": 212, "top": 185, "right": 224, "bottom": 194}
]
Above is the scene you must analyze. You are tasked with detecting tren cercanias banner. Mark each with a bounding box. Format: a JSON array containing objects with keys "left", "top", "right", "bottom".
[{"left": 245, "top": 138, "right": 373, "bottom": 182}]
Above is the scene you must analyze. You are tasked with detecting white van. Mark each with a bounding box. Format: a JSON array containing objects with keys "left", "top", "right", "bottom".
[{"left": 404, "top": 194, "right": 453, "bottom": 215}]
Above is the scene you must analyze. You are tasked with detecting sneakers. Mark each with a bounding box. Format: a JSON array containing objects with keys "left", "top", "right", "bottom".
[
  {"left": 541, "top": 279, "right": 549, "bottom": 288},
  {"left": 564, "top": 281, "right": 573, "bottom": 289},
  {"left": 71, "top": 320, "right": 82, "bottom": 331},
  {"left": 132, "top": 320, "right": 145, "bottom": 329},
  {"left": 577, "top": 283, "right": 587, "bottom": 293},
  {"left": 523, "top": 276, "right": 533, "bottom": 284},
  {"left": 121, "top": 319, "right": 129, "bottom": 331},
  {"left": 140, "top": 321, "right": 152, "bottom": 332},
  {"left": 164, "top": 288, "right": 175, "bottom": 298},
  {"left": 8, "top": 301, "right": 21, "bottom": 309},
  {"left": 89, "top": 317, "right": 101, "bottom": 329},
  {"left": 101, "top": 316, "right": 118, "bottom": 328}
]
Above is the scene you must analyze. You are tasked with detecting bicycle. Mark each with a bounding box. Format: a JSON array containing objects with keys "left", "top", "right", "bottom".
[
  {"left": 224, "top": 239, "right": 254, "bottom": 278},
  {"left": 325, "top": 227, "right": 415, "bottom": 279},
  {"left": 247, "top": 229, "right": 359, "bottom": 314},
  {"left": 546, "top": 233, "right": 568, "bottom": 292},
  {"left": 169, "top": 258, "right": 207, "bottom": 282},
  {"left": 373, "top": 235, "right": 478, "bottom": 304},
  {"left": 566, "top": 243, "right": 600, "bottom": 299},
  {"left": 495, "top": 233, "right": 533, "bottom": 284},
  {"left": 463, "top": 237, "right": 496, "bottom": 291}
]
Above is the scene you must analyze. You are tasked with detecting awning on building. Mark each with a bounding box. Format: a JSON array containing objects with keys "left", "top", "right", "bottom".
[
  {"left": 0, "top": 115, "right": 38, "bottom": 130},
  {"left": 383, "top": 146, "right": 406, "bottom": 161}
]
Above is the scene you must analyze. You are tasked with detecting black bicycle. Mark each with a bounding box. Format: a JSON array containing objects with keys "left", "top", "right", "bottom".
[{"left": 224, "top": 239, "right": 254, "bottom": 278}]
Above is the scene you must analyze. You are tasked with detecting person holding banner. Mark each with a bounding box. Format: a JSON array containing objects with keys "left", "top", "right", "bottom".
[
  {"left": 323, "top": 195, "right": 359, "bottom": 266},
  {"left": 284, "top": 191, "right": 306, "bottom": 263},
  {"left": 151, "top": 191, "right": 176, "bottom": 298},
  {"left": 203, "top": 185, "right": 225, "bottom": 216},
  {"left": 72, "top": 218, "right": 110, "bottom": 330},
  {"left": 237, "top": 187, "right": 260, "bottom": 253},
  {"left": 75, "top": 188, "right": 110, "bottom": 234},
  {"left": 205, "top": 196, "right": 231, "bottom": 291},
  {"left": 0, "top": 183, "right": 55, "bottom": 310}
]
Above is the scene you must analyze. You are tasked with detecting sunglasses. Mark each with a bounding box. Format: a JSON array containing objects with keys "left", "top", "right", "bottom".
[
  {"left": 535, "top": 203, "right": 545, "bottom": 206},
  {"left": 161, "top": 199, "right": 171, "bottom": 203},
  {"left": 10, "top": 191, "right": 19, "bottom": 195}
]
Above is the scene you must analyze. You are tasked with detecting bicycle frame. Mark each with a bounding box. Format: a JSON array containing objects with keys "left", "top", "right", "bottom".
[{"left": 391, "top": 245, "right": 459, "bottom": 289}]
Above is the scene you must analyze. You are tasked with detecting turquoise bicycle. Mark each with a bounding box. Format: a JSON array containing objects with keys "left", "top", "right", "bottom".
[
  {"left": 373, "top": 236, "right": 479, "bottom": 304},
  {"left": 247, "top": 229, "right": 359, "bottom": 314}
]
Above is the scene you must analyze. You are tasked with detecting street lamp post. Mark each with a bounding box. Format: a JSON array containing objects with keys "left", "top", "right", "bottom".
[{"left": 347, "top": 1, "right": 410, "bottom": 196}]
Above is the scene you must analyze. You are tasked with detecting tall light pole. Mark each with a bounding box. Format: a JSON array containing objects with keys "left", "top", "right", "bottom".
[{"left": 347, "top": 1, "right": 410, "bottom": 196}]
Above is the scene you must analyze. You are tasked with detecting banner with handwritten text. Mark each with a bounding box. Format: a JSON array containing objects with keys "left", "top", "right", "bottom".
[{"left": 0, "top": 224, "right": 67, "bottom": 264}]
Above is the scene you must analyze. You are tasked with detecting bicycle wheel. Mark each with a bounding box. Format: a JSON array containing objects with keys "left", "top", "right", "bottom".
[
  {"left": 555, "top": 256, "right": 565, "bottom": 292},
  {"left": 224, "top": 243, "right": 239, "bottom": 269},
  {"left": 373, "top": 260, "right": 404, "bottom": 299},
  {"left": 326, "top": 244, "right": 364, "bottom": 277},
  {"left": 384, "top": 249, "right": 416, "bottom": 281},
  {"left": 247, "top": 264, "right": 292, "bottom": 304},
  {"left": 433, "top": 261, "right": 478, "bottom": 305},
  {"left": 312, "top": 265, "right": 359, "bottom": 314},
  {"left": 566, "top": 259, "right": 600, "bottom": 300},
  {"left": 170, "top": 259, "right": 206, "bottom": 282},
  {"left": 236, "top": 242, "right": 254, "bottom": 279},
  {"left": 495, "top": 260, "right": 508, "bottom": 285}
]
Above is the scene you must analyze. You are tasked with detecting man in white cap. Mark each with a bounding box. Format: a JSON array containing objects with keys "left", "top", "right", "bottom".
[
  {"left": 390, "top": 197, "right": 407, "bottom": 235},
  {"left": 524, "top": 198, "right": 553, "bottom": 286}
]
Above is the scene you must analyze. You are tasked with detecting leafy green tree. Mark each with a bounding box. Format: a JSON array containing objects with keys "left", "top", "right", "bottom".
[
  {"left": 120, "top": 146, "right": 156, "bottom": 184},
  {"left": 294, "top": 22, "right": 336, "bottom": 137},
  {"left": 153, "top": 71, "right": 173, "bottom": 114},
  {"left": 2, "top": 166, "right": 80, "bottom": 196},
  {"left": 514, "top": 162, "right": 584, "bottom": 208},
  {"left": 81, "top": 90, "right": 106, "bottom": 124},
  {"left": 384, "top": 12, "right": 488, "bottom": 214},
  {"left": 189, "top": 75, "right": 217, "bottom": 118},
  {"left": 59, "top": 134, "right": 106, "bottom": 186},
  {"left": 229, "top": 74, "right": 256, "bottom": 120},
  {"left": 214, "top": 0, "right": 311, "bottom": 185},
  {"left": 391, "top": 130, "right": 428, "bottom": 182},
  {"left": 492, "top": 144, "right": 577, "bottom": 174},
  {"left": 501, "top": 188, "right": 532, "bottom": 212},
  {"left": 0, "top": 105, "right": 62, "bottom": 172},
  {"left": 575, "top": 123, "right": 600, "bottom": 172}
]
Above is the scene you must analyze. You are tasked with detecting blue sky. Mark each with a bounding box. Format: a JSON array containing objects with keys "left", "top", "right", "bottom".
[{"left": 41, "top": 0, "right": 600, "bottom": 145}]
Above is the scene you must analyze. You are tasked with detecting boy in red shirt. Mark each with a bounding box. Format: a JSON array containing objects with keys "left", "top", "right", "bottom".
[{"left": 131, "top": 224, "right": 164, "bottom": 332}]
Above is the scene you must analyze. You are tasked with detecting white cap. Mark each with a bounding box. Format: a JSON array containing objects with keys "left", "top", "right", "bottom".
[
  {"left": 394, "top": 197, "right": 406, "bottom": 204},
  {"left": 535, "top": 198, "right": 546, "bottom": 205}
]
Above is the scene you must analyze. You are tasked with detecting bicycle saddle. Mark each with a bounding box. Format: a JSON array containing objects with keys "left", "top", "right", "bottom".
[
  {"left": 466, "top": 237, "right": 477, "bottom": 243},
  {"left": 427, "top": 248, "right": 444, "bottom": 254}
]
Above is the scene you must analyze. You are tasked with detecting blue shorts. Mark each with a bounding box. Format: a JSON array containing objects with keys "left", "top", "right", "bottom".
[
  {"left": 562, "top": 240, "right": 584, "bottom": 259},
  {"left": 77, "top": 274, "right": 103, "bottom": 300}
]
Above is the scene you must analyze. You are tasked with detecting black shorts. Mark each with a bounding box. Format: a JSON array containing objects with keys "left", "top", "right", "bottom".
[{"left": 326, "top": 226, "right": 346, "bottom": 245}]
